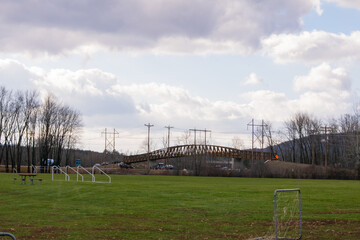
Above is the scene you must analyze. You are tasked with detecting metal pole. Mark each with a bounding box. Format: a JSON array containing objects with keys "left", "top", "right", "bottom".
[
  {"left": 145, "top": 123, "right": 154, "bottom": 170},
  {"left": 104, "top": 128, "right": 107, "bottom": 152},
  {"left": 113, "top": 128, "right": 116, "bottom": 152},
  {"left": 205, "top": 128, "right": 207, "bottom": 146},
  {"left": 274, "top": 191, "right": 278, "bottom": 240},
  {"left": 194, "top": 129, "right": 197, "bottom": 145},
  {"left": 325, "top": 126, "right": 328, "bottom": 169},
  {"left": 252, "top": 119, "right": 254, "bottom": 166},
  {"left": 312, "top": 134, "right": 315, "bottom": 166},
  {"left": 165, "top": 125, "right": 174, "bottom": 166}
]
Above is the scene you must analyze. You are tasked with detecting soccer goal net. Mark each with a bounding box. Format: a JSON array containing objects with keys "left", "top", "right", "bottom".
[{"left": 252, "top": 188, "right": 302, "bottom": 240}]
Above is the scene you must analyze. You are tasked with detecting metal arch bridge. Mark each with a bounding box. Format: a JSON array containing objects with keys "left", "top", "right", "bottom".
[{"left": 123, "top": 144, "right": 273, "bottom": 164}]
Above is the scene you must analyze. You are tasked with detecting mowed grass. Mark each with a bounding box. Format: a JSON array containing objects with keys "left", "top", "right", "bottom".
[{"left": 0, "top": 173, "right": 359, "bottom": 240}]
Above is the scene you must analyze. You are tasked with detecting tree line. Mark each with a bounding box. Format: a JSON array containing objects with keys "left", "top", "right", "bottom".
[
  {"left": 267, "top": 111, "right": 360, "bottom": 170},
  {"left": 0, "top": 86, "right": 82, "bottom": 173}
]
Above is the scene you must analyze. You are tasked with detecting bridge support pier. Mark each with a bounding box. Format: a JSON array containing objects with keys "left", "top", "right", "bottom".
[{"left": 231, "top": 158, "right": 242, "bottom": 170}]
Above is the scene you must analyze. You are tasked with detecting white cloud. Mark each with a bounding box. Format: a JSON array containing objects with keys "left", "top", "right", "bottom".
[
  {"left": 240, "top": 90, "right": 291, "bottom": 121},
  {"left": 295, "top": 91, "right": 350, "bottom": 116},
  {"left": 325, "top": 0, "right": 360, "bottom": 10},
  {"left": 242, "top": 73, "right": 264, "bottom": 86},
  {"left": 111, "top": 82, "right": 249, "bottom": 123},
  {"left": 262, "top": 31, "right": 360, "bottom": 63},
  {"left": 0, "top": 59, "right": 41, "bottom": 91},
  {"left": 293, "top": 63, "right": 351, "bottom": 93},
  {"left": 239, "top": 63, "right": 353, "bottom": 121},
  {"left": 0, "top": 0, "right": 321, "bottom": 55},
  {"left": 292, "top": 63, "right": 352, "bottom": 117},
  {"left": 0, "top": 59, "right": 137, "bottom": 117}
]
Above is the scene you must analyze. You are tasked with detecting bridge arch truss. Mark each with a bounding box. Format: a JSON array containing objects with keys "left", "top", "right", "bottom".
[{"left": 123, "top": 144, "right": 273, "bottom": 164}]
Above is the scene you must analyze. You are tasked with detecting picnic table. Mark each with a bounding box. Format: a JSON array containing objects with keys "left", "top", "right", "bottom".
[{"left": 18, "top": 173, "right": 39, "bottom": 185}]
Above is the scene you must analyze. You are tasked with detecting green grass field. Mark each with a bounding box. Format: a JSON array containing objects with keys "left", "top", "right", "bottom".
[{"left": 1, "top": 173, "right": 359, "bottom": 239}]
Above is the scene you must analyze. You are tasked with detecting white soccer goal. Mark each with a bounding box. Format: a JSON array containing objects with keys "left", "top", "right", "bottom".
[
  {"left": 274, "top": 189, "right": 302, "bottom": 239},
  {"left": 251, "top": 188, "right": 302, "bottom": 240}
]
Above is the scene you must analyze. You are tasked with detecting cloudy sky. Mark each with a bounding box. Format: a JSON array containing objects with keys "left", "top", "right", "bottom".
[{"left": 1, "top": 0, "right": 360, "bottom": 153}]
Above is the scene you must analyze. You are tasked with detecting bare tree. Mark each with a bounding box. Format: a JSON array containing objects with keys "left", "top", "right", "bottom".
[
  {"left": 54, "top": 106, "right": 82, "bottom": 166},
  {"left": 284, "top": 113, "right": 323, "bottom": 165},
  {"left": 140, "top": 138, "right": 157, "bottom": 153},
  {"left": 231, "top": 136, "right": 244, "bottom": 149},
  {"left": 176, "top": 130, "right": 191, "bottom": 145},
  {"left": 338, "top": 114, "right": 360, "bottom": 168},
  {"left": 38, "top": 94, "right": 58, "bottom": 172},
  {"left": 284, "top": 117, "right": 297, "bottom": 163},
  {"left": 14, "top": 90, "right": 39, "bottom": 172},
  {"left": 0, "top": 87, "right": 15, "bottom": 172},
  {"left": 64, "top": 109, "right": 82, "bottom": 166},
  {"left": 38, "top": 94, "right": 82, "bottom": 170}
]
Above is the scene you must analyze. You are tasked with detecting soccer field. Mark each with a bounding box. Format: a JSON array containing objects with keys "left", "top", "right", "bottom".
[{"left": 1, "top": 173, "right": 359, "bottom": 239}]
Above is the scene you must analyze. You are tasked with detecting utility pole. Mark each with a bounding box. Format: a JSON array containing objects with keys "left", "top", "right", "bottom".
[
  {"left": 248, "top": 119, "right": 254, "bottom": 166},
  {"left": 145, "top": 123, "right": 154, "bottom": 170},
  {"left": 189, "top": 128, "right": 198, "bottom": 145},
  {"left": 165, "top": 125, "right": 174, "bottom": 149},
  {"left": 189, "top": 128, "right": 211, "bottom": 176},
  {"left": 103, "top": 128, "right": 107, "bottom": 152},
  {"left": 320, "top": 126, "right": 335, "bottom": 169},
  {"left": 164, "top": 125, "right": 174, "bottom": 165},
  {"left": 189, "top": 128, "right": 211, "bottom": 146},
  {"left": 312, "top": 133, "right": 315, "bottom": 166},
  {"left": 308, "top": 130, "right": 316, "bottom": 166}
]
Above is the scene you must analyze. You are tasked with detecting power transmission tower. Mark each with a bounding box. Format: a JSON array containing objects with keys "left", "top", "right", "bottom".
[
  {"left": 102, "top": 128, "right": 119, "bottom": 153},
  {"left": 247, "top": 119, "right": 268, "bottom": 166},
  {"left": 189, "top": 128, "right": 211, "bottom": 146},
  {"left": 145, "top": 123, "right": 154, "bottom": 170}
]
